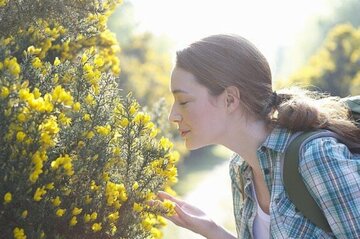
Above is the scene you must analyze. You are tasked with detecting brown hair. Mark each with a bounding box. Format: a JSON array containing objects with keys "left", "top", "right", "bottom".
[{"left": 175, "top": 34, "right": 360, "bottom": 141}]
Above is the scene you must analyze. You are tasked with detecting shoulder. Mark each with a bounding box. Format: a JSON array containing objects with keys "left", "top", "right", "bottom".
[
  {"left": 300, "top": 136, "right": 353, "bottom": 165},
  {"left": 298, "top": 135, "right": 359, "bottom": 183}
]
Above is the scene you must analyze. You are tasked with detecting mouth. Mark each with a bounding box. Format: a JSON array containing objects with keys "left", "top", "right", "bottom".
[{"left": 179, "top": 130, "right": 191, "bottom": 137}]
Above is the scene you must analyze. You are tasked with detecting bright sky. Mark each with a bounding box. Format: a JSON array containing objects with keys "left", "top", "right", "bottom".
[{"left": 130, "top": 0, "right": 331, "bottom": 73}]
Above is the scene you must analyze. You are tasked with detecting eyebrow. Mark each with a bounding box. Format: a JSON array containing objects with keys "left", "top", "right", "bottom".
[{"left": 172, "top": 89, "right": 189, "bottom": 95}]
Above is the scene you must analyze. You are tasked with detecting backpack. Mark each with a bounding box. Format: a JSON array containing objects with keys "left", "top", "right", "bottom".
[{"left": 283, "top": 95, "right": 360, "bottom": 232}]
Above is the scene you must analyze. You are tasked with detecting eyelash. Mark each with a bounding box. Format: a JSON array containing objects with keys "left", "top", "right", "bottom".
[{"left": 179, "top": 101, "right": 189, "bottom": 106}]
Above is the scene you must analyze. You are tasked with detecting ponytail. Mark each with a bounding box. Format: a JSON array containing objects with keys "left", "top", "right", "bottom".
[{"left": 264, "top": 87, "right": 360, "bottom": 142}]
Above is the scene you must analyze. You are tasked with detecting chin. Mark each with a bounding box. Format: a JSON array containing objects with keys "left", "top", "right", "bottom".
[{"left": 185, "top": 140, "right": 210, "bottom": 151}]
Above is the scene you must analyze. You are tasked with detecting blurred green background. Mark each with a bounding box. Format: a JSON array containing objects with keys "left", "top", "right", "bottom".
[{"left": 107, "top": 0, "right": 360, "bottom": 237}]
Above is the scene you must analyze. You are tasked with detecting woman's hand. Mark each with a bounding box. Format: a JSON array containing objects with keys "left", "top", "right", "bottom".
[{"left": 157, "top": 191, "right": 236, "bottom": 239}]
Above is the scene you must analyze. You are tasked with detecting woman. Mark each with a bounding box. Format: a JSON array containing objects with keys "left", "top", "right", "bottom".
[{"left": 158, "top": 34, "right": 360, "bottom": 238}]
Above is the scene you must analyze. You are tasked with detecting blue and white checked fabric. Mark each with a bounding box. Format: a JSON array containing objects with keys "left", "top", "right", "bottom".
[{"left": 229, "top": 127, "right": 360, "bottom": 238}]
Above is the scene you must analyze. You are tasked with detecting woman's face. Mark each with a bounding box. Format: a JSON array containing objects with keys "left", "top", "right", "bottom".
[{"left": 169, "top": 67, "right": 227, "bottom": 150}]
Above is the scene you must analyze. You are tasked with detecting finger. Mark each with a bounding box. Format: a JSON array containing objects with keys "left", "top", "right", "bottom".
[
  {"left": 157, "top": 191, "right": 184, "bottom": 206},
  {"left": 175, "top": 203, "right": 190, "bottom": 219},
  {"left": 146, "top": 199, "right": 160, "bottom": 207},
  {"left": 165, "top": 214, "right": 184, "bottom": 227},
  {"left": 163, "top": 204, "right": 188, "bottom": 228},
  {"left": 173, "top": 204, "right": 196, "bottom": 229}
]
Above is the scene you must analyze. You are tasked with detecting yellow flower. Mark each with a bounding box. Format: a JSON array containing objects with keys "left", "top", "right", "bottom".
[
  {"left": 56, "top": 208, "right": 66, "bottom": 217},
  {"left": 51, "top": 196, "right": 61, "bottom": 206},
  {"left": 129, "top": 105, "right": 137, "bottom": 115},
  {"left": 4, "top": 192, "right": 12, "bottom": 203},
  {"left": 58, "top": 113, "right": 72, "bottom": 126},
  {"left": 0, "top": 86, "right": 10, "bottom": 98},
  {"left": 84, "top": 214, "right": 91, "bottom": 223},
  {"left": 85, "top": 195, "right": 92, "bottom": 204},
  {"left": 17, "top": 113, "right": 27, "bottom": 122},
  {"left": 21, "top": 210, "right": 28, "bottom": 218},
  {"left": 69, "top": 216, "right": 77, "bottom": 226},
  {"left": 102, "top": 172, "right": 110, "bottom": 181},
  {"left": 16, "top": 131, "right": 26, "bottom": 142},
  {"left": 32, "top": 57, "right": 43, "bottom": 69},
  {"left": 39, "top": 116, "right": 59, "bottom": 134},
  {"left": 81, "top": 54, "right": 88, "bottom": 64},
  {"left": 95, "top": 125, "right": 111, "bottom": 135},
  {"left": 46, "top": 183, "right": 54, "bottom": 190},
  {"left": 72, "top": 207, "right": 82, "bottom": 216},
  {"left": 162, "top": 199, "right": 176, "bottom": 216},
  {"left": 27, "top": 46, "right": 41, "bottom": 55},
  {"left": 53, "top": 57, "right": 61, "bottom": 66},
  {"left": 112, "top": 147, "right": 121, "bottom": 155},
  {"left": 33, "top": 187, "right": 47, "bottom": 201},
  {"left": 132, "top": 181, "right": 139, "bottom": 191},
  {"left": 77, "top": 140, "right": 85, "bottom": 148},
  {"left": 108, "top": 212, "right": 119, "bottom": 222},
  {"left": 13, "top": 227, "right": 26, "bottom": 239},
  {"left": 142, "top": 217, "right": 153, "bottom": 231},
  {"left": 53, "top": 74, "right": 59, "bottom": 83},
  {"left": 168, "top": 151, "right": 180, "bottom": 163},
  {"left": 119, "top": 118, "right": 129, "bottom": 127},
  {"left": 86, "top": 131, "right": 95, "bottom": 139},
  {"left": 151, "top": 227, "right": 162, "bottom": 238},
  {"left": 90, "top": 212, "right": 97, "bottom": 220},
  {"left": 85, "top": 94, "right": 95, "bottom": 105},
  {"left": 0, "top": 0, "right": 8, "bottom": 8},
  {"left": 133, "top": 202, "right": 143, "bottom": 212},
  {"left": 150, "top": 128, "right": 159, "bottom": 138},
  {"left": 73, "top": 102, "right": 81, "bottom": 111},
  {"left": 94, "top": 55, "right": 105, "bottom": 67},
  {"left": 157, "top": 216, "right": 167, "bottom": 226},
  {"left": 33, "top": 88, "right": 41, "bottom": 98},
  {"left": 4, "top": 57, "right": 21, "bottom": 76},
  {"left": 111, "top": 224, "right": 117, "bottom": 234},
  {"left": 159, "top": 137, "right": 173, "bottom": 150},
  {"left": 133, "top": 112, "right": 151, "bottom": 124},
  {"left": 83, "top": 113, "right": 91, "bottom": 121},
  {"left": 91, "top": 223, "right": 102, "bottom": 232},
  {"left": 51, "top": 85, "right": 73, "bottom": 106}
]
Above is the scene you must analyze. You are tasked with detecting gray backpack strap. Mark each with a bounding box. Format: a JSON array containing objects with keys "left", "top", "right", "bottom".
[{"left": 283, "top": 130, "right": 341, "bottom": 232}]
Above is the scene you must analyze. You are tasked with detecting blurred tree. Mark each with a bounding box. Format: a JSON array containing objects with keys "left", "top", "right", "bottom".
[
  {"left": 107, "top": 1, "right": 173, "bottom": 107},
  {"left": 107, "top": 1, "right": 187, "bottom": 157},
  {"left": 117, "top": 32, "right": 173, "bottom": 106},
  {"left": 275, "top": 0, "right": 360, "bottom": 81},
  {"left": 275, "top": 24, "right": 360, "bottom": 97},
  {"left": 107, "top": 0, "right": 138, "bottom": 46}
]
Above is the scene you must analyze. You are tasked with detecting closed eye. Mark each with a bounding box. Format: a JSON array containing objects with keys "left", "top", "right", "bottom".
[{"left": 179, "top": 101, "right": 189, "bottom": 106}]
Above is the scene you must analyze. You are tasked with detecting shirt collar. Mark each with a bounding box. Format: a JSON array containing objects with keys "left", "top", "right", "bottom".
[
  {"left": 229, "top": 127, "right": 293, "bottom": 174},
  {"left": 259, "top": 126, "right": 293, "bottom": 153}
]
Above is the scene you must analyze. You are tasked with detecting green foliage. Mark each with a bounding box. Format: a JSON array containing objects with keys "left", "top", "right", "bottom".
[
  {"left": 0, "top": 0, "right": 178, "bottom": 238},
  {"left": 0, "top": 0, "right": 118, "bottom": 38},
  {"left": 276, "top": 24, "right": 360, "bottom": 97}
]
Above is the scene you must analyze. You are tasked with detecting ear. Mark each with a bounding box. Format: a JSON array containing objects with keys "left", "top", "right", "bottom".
[{"left": 224, "top": 86, "right": 240, "bottom": 112}]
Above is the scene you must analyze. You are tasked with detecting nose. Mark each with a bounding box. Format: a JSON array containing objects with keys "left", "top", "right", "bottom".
[{"left": 168, "top": 105, "right": 182, "bottom": 123}]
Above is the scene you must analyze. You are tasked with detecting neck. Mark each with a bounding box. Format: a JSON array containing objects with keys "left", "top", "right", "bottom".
[{"left": 221, "top": 117, "right": 271, "bottom": 169}]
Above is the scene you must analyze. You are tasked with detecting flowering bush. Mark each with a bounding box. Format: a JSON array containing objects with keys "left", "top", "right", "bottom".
[{"left": 0, "top": 0, "right": 178, "bottom": 238}]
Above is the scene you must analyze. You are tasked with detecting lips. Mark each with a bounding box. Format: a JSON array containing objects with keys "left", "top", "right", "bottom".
[{"left": 179, "top": 129, "right": 191, "bottom": 137}]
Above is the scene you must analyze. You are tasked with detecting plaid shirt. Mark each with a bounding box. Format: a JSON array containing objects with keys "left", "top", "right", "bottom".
[{"left": 229, "top": 127, "right": 360, "bottom": 239}]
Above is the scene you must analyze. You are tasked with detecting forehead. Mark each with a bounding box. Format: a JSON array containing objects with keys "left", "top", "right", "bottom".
[{"left": 170, "top": 67, "right": 202, "bottom": 92}]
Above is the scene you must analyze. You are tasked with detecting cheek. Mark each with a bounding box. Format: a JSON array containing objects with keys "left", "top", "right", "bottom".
[{"left": 191, "top": 105, "right": 224, "bottom": 130}]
